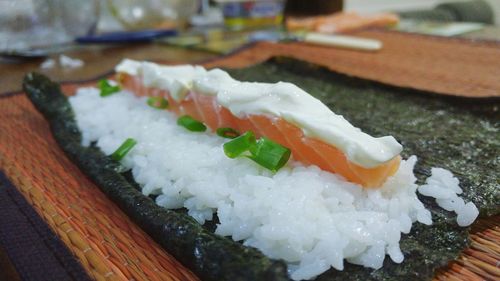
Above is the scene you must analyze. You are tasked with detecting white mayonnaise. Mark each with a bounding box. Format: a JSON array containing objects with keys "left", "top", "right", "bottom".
[
  {"left": 115, "top": 59, "right": 402, "bottom": 168},
  {"left": 117, "top": 59, "right": 207, "bottom": 101}
]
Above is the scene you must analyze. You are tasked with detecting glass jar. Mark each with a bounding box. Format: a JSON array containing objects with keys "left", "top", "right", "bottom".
[
  {"left": 0, "top": 0, "right": 99, "bottom": 51},
  {"left": 107, "top": 0, "right": 199, "bottom": 30}
]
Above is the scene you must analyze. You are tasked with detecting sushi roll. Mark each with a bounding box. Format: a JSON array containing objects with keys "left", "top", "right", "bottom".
[
  {"left": 23, "top": 68, "right": 481, "bottom": 281},
  {"left": 115, "top": 59, "right": 402, "bottom": 188}
]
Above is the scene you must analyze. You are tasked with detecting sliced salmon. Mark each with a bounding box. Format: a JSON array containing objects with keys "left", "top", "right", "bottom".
[
  {"left": 287, "top": 11, "right": 399, "bottom": 34},
  {"left": 118, "top": 73, "right": 400, "bottom": 188}
]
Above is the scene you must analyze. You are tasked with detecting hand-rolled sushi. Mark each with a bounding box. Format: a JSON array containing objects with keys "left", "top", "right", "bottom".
[
  {"left": 23, "top": 67, "right": 480, "bottom": 281},
  {"left": 115, "top": 59, "right": 402, "bottom": 187}
]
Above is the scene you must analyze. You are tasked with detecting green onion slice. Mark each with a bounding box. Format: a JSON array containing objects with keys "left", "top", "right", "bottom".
[
  {"left": 147, "top": 96, "right": 169, "bottom": 109},
  {"left": 98, "top": 79, "right": 121, "bottom": 97},
  {"left": 177, "top": 115, "right": 207, "bottom": 132},
  {"left": 223, "top": 131, "right": 256, "bottom": 158},
  {"left": 216, "top": 127, "right": 240, "bottom": 139},
  {"left": 111, "top": 138, "right": 137, "bottom": 161},
  {"left": 223, "top": 131, "right": 291, "bottom": 172},
  {"left": 248, "top": 137, "right": 291, "bottom": 172}
]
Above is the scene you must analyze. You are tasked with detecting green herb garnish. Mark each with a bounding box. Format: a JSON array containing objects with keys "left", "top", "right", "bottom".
[
  {"left": 98, "top": 79, "right": 121, "bottom": 97},
  {"left": 248, "top": 137, "right": 291, "bottom": 172},
  {"left": 216, "top": 127, "right": 240, "bottom": 139},
  {"left": 147, "top": 97, "right": 169, "bottom": 109},
  {"left": 111, "top": 138, "right": 137, "bottom": 161},
  {"left": 223, "top": 131, "right": 290, "bottom": 172},
  {"left": 223, "top": 131, "right": 256, "bottom": 158},
  {"left": 177, "top": 115, "right": 207, "bottom": 132}
]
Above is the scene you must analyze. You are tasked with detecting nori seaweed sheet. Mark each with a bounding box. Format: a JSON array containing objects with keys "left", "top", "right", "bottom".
[
  {"left": 23, "top": 73, "right": 290, "bottom": 281},
  {"left": 225, "top": 58, "right": 499, "bottom": 218},
  {"left": 23, "top": 56, "right": 499, "bottom": 281},
  {"left": 223, "top": 58, "right": 500, "bottom": 280}
]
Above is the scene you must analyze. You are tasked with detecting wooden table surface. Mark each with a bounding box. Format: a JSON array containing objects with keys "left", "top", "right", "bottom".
[
  {"left": 0, "top": 243, "right": 21, "bottom": 281},
  {"left": 0, "top": 44, "right": 217, "bottom": 94},
  {"left": 2, "top": 25, "right": 499, "bottom": 95}
]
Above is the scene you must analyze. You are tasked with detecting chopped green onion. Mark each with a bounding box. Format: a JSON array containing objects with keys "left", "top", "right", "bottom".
[
  {"left": 248, "top": 137, "right": 291, "bottom": 172},
  {"left": 111, "top": 138, "right": 137, "bottom": 161},
  {"left": 216, "top": 127, "right": 240, "bottom": 139},
  {"left": 223, "top": 131, "right": 256, "bottom": 158},
  {"left": 147, "top": 96, "right": 169, "bottom": 109},
  {"left": 177, "top": 115, "right": 207, "bottom": 132},
  {"left": 98, "top": 79, "right": 121, "bottom": 97},
  {"left": 222, "top": 131, "right": 291, "bottom": 172}
]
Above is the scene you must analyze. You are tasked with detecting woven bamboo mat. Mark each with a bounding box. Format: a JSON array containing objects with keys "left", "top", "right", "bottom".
[
  {"left": 204, "top": 30, "right": 500, "bottom": 98},
  {"left": 1, "top": 36, "right": 499, "bottom": 280},
  {"left": 0, "top": 85, "right": 199, "bottom": 281}
]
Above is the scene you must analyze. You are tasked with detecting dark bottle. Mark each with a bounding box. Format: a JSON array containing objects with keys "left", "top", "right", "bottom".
[{"left": 285, "top": 0, "right": 344, "bottom": 16}]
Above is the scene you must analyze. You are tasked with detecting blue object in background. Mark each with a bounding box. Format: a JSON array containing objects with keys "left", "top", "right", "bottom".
[{"left": 76, "top": 29, "right": 178, "bottom": 43}]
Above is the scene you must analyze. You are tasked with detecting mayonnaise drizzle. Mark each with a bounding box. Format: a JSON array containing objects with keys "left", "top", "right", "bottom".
[{"left": 116, "top": 59, "right": 402, "bottom": 168}]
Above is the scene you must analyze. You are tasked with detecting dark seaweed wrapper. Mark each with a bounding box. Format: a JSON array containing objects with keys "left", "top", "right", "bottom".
[{"left": 23, "top": 57, "right": 499, "bottom": 281}]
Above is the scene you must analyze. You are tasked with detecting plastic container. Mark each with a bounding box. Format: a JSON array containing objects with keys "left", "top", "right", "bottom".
[{"left": 215, "top": 0, "right": 285, "bottom": 30}]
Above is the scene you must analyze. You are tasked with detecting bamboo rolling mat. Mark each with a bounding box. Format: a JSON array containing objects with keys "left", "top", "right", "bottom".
[
  {"left": 0, "top": 35, "right": 499, "bottom": 281},
  {"left": 204, "top": 30, "right": 500, "bottom": 98}
]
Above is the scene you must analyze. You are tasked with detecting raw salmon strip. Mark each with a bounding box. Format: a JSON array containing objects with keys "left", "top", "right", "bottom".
[
  {"left": 287, "top": 11, "right": 399, "bottom": 34},
  {"left": 117, "top": 72, "right": 401, "bottom": 188}
]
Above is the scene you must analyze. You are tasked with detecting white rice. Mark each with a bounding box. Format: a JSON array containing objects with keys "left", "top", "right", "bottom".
[
  {"left": 70, "top": 88, "right": 477, "bottom": 280},
  {"left": 418, "top": 168, "right": 479, "bottom": 227},
  {"left": 59, "top": 55, "right": 84, "bottom": 69},
  {"left": 41, "top": 55, "right": 84, "bottom": 70}
]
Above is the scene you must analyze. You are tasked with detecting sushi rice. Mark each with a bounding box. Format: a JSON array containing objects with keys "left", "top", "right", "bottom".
[{"left": 70, "top": 87, "right": 478, "bottom": 280}]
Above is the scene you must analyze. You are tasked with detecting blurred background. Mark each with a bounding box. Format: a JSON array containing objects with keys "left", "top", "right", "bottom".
[
  {"left": 0, "top": 0, "right": 498, "bottom": 57},
  {"left": 346, "top": 0, "right": 499, "bottom": 17}
]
